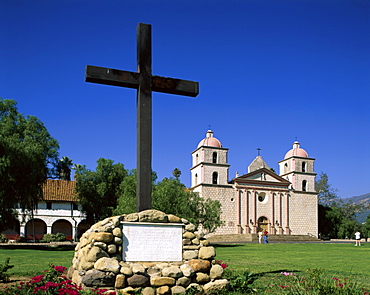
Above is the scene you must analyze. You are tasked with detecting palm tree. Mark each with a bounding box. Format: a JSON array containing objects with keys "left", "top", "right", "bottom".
[{"left": 57, "top": 156, "right": 73, "bottom": 180}]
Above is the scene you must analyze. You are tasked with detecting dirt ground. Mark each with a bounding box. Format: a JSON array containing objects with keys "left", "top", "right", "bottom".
[{"left": 0, "top": 276, "right": 31, "bottom": 289}]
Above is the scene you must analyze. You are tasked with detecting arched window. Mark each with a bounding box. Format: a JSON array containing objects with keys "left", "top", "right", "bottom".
[
  {"left": 212, "top": 172, "right": 218, "bottom": 184},
  {"left": 195, "top": 173, "right": 198, "bottom": 185},
  {"left": 302, "top": 162, "right": 306, "bottom": 172},
  {"left": 302, "top": 180, "right": 307, "bottom": 191},
  {"left": 195, "top": 154, "right": 199, "bottom": 164},
  {"left": 212, "top": 152, "right": 217, "bottom": 164},
  {"left": 284, "top": 163, "right": 288, "bottom": 174}
]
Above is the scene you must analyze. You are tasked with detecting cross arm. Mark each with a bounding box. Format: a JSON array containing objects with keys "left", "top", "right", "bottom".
[
  {"left": 152, "top": 76, "right": 199, "bottom": 97},
  {"left": 85, "top": 65, "right": 140, "bottom": 89},
  {"left": 86, "top": 65, "right": 199, "bottom": 97}
]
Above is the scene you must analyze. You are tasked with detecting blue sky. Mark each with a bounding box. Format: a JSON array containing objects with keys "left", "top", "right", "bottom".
[{"left": 1, "top": 0, "right": 369, "bottom": 198}]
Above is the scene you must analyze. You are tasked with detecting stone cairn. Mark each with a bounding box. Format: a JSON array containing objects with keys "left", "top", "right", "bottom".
[{"left": 69, "top": 209, "right": 228, "bottom": 294}]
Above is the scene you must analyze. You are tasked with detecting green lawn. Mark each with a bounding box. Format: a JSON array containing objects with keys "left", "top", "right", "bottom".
[
  {"left": 0, "top": 248, "right": 74, "bottom": 277},
  {"left": 215, "top": 243, "right": 370, "bottom": 289},
  {"left": 0, "top": 243, "right": 369, "bottom": 290}
]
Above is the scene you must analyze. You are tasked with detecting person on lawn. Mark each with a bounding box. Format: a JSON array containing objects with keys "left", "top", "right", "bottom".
[
  {"left": 355, "top": 231, "right": 361, "bottom": 246},
  {"left": 263, "top": 230, "right": 269, "bottom": 244}
]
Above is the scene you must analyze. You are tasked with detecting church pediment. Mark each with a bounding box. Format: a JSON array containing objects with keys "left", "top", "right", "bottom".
[{"left": 232, "top": 168, "right": 290, "bottom": 187}]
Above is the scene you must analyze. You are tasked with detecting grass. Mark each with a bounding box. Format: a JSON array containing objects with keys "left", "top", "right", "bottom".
[
  {"left": 0, "top": 243, "right": 369, "bottom": 291},
  {"left": 0, "top": 248, "right": 74, "bottom": 277},
  {"left": 215, "top": 243, "right": 370, "bottom": 290}
]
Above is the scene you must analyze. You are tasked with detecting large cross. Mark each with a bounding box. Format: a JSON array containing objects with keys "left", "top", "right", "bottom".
[{"left": 85, "top": 23, "right": 199, "bottom": 212}]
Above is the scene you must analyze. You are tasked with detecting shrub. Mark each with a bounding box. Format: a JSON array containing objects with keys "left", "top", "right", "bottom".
[
  {"left": 263, "top": 268, "right": 369, "bottom": 294},
  {"left": 40, "top": 233, "right": 66, "bottom": 243},
  {"left": 0, "top": 234, "right": 7, "bottom": 243},
  {"left": 2, "top": 264, "right": 115, "bottom": 295},
  {"left": 0, "top": 258, "right": 14, "bottom": 282},
  {"left": 16, "top": 236, "right": 28, "bottom": 243}
]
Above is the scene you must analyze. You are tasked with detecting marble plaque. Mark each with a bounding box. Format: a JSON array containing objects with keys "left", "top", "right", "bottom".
[{"left": 122, "top": 222, "right": 183, "bottom": 261}]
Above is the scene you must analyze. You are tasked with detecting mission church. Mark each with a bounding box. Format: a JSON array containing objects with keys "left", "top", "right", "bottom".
[
  {"left": 191, "top": 130, "right": 318, "bottom": 238},
  {"left": 2, "top": 130, "right": 318, "bottom": 242}
]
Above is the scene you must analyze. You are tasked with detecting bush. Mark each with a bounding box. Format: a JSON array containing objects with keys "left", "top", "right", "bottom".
[
  {"left": 0, "top": 234, "right": 7, "bottom": 243},
  {"left": 40, "top": 233, "right": 66, "bottom": 243},
  {"left": 0, "top": 258, "right": 14, "bottom": 282},
  {"left": 224, "top": 270, "right": 260, "bottom": 294},
  {"left": 3, "top": 264, "right": 115, "bottom": 295},
  {"left": 16, "top": 236, "right": 28, "bottom": 243},
  {"left": 263, "top": 268, "right": 368, "bottom": 294}
]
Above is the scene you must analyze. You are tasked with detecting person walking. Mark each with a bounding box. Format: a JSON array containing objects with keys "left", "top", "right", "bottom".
[
  {"left": 258, "top": 231, "right": 262, "bottom": 244},
  {"left": 355, "top": 231, "right": 361, "bottom": 246},
  {"left": 263, "top": 230, "right": 269, "bottom": 244}
]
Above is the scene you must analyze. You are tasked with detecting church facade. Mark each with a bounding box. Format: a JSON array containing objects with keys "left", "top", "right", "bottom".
[{"left": 191, "top": 130, "right": 318, "bottom": 238}]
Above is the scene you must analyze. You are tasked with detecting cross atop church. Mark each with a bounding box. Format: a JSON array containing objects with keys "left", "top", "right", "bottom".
[{"left": 85, "top": 23, "right": 199, "bottom": 212}]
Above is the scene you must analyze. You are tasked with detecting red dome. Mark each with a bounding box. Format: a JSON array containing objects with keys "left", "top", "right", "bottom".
[
  {"left": 197, "top": 130, "right": 222, "bottom": 148},
  {"left": 284, "top": 141, "right": 308, "bottom": 158}
]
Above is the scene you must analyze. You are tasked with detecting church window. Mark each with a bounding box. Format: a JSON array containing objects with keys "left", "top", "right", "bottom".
[
  {"left": 196, "top": 154, "right": 199, "bottom": 164},
  {"left": 258, "top": 192, "right": 267, "bottom": 203},
  {"left": 302, "top": 180, "right": 307, "bottom": 191},
  {"left": 212, "top": 172, "right": 218, "bottom": 184},
  {"left": 284, "top": 163, "right": 288, "bottom": 174},
  {"left": 302, "top": 162, "right": 306, "bottom": 172},
  {"left": 212, "top": 152, "right": 217, "bottom": 163},
  {"left": 195, "top": 173, "right": 198, "bottom": 185}
]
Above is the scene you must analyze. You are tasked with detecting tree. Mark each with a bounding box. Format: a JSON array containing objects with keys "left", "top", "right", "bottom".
[
  {"left": 316, "top": 172, "right": 364, "bottom": 239},
  {"left": 74, "top": 158, "right": 127, "bottom": 224},
  {"left": 315, "top": 172, "right": 338, "bottom": 205},
  {"left": 113, "top": 169, "right": 158, "bottom": 215},
  {"left": 361, "top": 214, "right": 370, "bottom": 239},
  {"left": 114, "top": 175, "right": 224, "bottom": 233},
  {"left": 56, "top": 156, "right": 73, "bottom": 180},
  {"left": 114, "top": 170, "right": 138, "bottom": 215},
  {"left": 0, "top": 99, "right": 59, "bottom": 231},
  {"left": 172, "top": 168, "right": 181, "bottom": 179}
]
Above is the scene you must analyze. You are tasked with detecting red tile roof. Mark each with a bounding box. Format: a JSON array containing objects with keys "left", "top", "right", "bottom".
[{"left": 42, "top": 179, "right": 76, "bottom": 202}]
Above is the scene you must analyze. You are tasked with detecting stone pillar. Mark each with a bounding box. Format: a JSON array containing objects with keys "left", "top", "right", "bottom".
[
  {"left": 237, "top": 224, "right": 242, "bottom": 234},
  {"left": 277, "top": 193, "right": 282, "bottom": 227},
  {"left": 270, "top": 192, "right": 275, "bottom": 234},
  {"left": 236, "top": 190, "right": 241, "bottom": 231},
  {"left": 244, "top": 224, "right": 250, "bottom": 234},
  {"left": 249, "top": 190, "right": 255, "bottom": 228},
  {"left": 285, "top": 194, "right": 290, "bottom": 235},
  {"left": 244, "top": 190, "right": 250, "bottom": 233},
  {"left": 252, "top": 191, "right": 258, "bottom": 234},
  {"left": 20, "top": 223, "right": 26, "bottom": 237},
  {"left": 47, "top": 225, "right": 52, "bottom": 234}
]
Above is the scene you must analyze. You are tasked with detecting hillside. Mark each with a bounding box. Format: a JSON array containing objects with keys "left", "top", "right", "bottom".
[{"left": 342, "top": 193, "right": 370, "bottom": 223}]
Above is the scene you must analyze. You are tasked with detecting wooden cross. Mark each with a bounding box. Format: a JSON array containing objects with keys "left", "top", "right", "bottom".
[{"left": 85, "top": 23, "right": 199, "bottom": 212}]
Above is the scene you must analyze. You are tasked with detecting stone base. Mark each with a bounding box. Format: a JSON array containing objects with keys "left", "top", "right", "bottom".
[{"left": 70, "top": 210, "right": 229, "bottom": 294}]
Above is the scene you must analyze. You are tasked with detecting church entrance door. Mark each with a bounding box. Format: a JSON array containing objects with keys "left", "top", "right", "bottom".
[{"left": 258, "top": 216, "right": 269, "bottom": 232}]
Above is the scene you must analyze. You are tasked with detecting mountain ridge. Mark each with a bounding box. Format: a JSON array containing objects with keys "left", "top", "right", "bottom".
[{"left": 342, "top": 192, "right": 370, "bottom": 223}]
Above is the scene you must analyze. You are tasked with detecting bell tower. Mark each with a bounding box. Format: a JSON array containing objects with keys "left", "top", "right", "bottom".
[
  {"left": 278, "top": 141, "right": 316, "bottom": 192},
  {"left": 191, "top": 130, "right": 230, "bottom": 187}
]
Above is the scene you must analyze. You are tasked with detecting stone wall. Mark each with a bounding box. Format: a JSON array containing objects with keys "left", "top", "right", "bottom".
[{"left": 69, "top": 210, "right": 228, "bottom": 294}]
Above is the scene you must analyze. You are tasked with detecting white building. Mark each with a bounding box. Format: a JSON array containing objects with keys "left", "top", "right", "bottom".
[
  {"left": 3, "top": 180, "right": 89, "bottom": 241},
  {"left": 191, "top": 130, "right": 318, "bottom": 237}
]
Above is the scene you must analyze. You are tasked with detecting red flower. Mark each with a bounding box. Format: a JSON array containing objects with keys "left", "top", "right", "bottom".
[
  {"left": 54, "top": 265, "right": 67, "bottom": 273},
  {"left": 30, "top": 275, "right": 44, "bottom": 283}
]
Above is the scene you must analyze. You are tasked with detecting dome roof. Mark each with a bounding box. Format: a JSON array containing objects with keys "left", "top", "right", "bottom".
[
  {"left": 197, "top": 130, "right": 222, "bottom": 148},
  {"left": 284, "top": 141, "right": 308, "bottom": 159}
]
